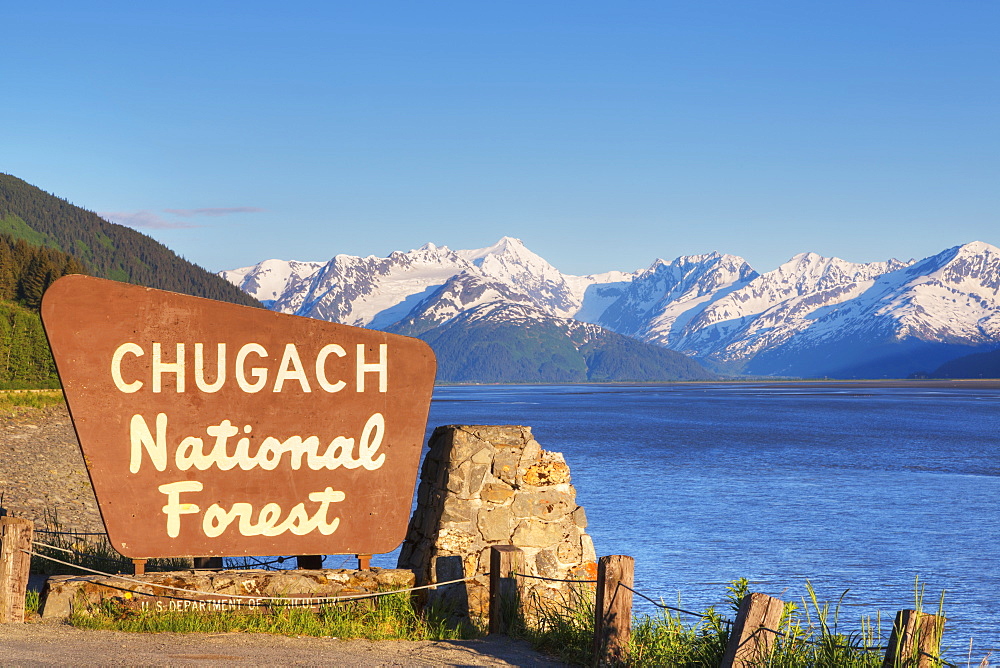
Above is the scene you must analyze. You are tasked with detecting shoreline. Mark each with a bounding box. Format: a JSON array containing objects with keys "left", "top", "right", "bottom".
[{"left": 434, "top": 378, "right": 1000, "bottom": 389}]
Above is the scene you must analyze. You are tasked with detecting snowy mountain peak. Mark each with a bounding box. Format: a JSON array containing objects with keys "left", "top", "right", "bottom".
[
  {"left": 219, "top": 258, "right": 323, "bottom": 303},
  {"left": 458, "top": 236, "right": 526, "bottom": 262},
  {"left": 648, "top": 250, "right": 734, "bottom": 271},
  {"left": 785, "top": 251, "right": 823, "bottom": 265},
  {"left": 222, "top": 238, "right": 1000, "bottom": 380},
  {"left": 957, "top": 240, "right": 999, "bottom": 255}
]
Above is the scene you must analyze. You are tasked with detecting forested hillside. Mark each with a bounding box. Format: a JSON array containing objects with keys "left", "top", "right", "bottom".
[
  {"left": 0, "top": 174, "right": 262, "bottom": 387},
  {"left": 0, "top": 234, "right": 88, "bottom": 387},
  {"left": 930, "top": 348, "right": 1000, "bottom": 379},
  {"left": 405, "top": 304, "right": 715, "bottom": 383},
  {"left": 0, "top": 174, "right": 259, "bottom": 306}
]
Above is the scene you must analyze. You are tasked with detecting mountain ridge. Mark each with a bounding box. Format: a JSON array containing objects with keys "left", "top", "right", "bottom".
[{"left": 223, "top": 237, "right": 1000, "bottom": 380}]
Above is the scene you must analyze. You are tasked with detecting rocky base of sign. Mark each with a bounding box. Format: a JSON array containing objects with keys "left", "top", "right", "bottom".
[
  {"left": 40, "top": 568, "right": 416, "bottom": 619},
  {"left": 397, "top": 425, "right": 597, "bottom": 623}
]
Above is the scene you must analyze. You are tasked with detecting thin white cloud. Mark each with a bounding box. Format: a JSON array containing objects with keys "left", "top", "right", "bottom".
[
  {"left": 163, "top": 207, "right": 264, "bottom": 217},
  {"left": 99, "top": 211, "right": 200, "bottom": 230}
]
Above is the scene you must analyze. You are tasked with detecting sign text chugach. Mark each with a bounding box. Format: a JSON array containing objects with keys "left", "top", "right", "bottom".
[{"left": 41, "top": 276, "right": 436, "bottom": 559}]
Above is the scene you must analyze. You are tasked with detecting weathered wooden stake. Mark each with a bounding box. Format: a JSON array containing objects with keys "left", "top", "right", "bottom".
[
  {"left": 131, "top": 559, "right": 147, "bottom": 576},
  {"left": 881, "top": 609, "right": 946, "bottom": 668},
  {"left": 488, "top": 545, "right": 524, "bottom": 635},
  {"left": 0, "top": 517, "right": 34, "bottom": 623},
  {"left": 720, "top": 592, "right": 785, "bottom": 668},
  {"left": 356, "top": 554, "right": 372, "bottom": 571},
  {"left": 593, "top": 555, "right": 634, "bottom": 666}
]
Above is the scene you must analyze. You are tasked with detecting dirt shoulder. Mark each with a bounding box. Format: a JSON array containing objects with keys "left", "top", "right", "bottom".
[{"left": 0, "top": 621, "right": 567, "bottom": 667}]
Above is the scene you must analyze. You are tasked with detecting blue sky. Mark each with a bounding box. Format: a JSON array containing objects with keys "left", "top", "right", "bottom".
[{"left": 4, "top": 1, "right": 998, "bottom": 275}]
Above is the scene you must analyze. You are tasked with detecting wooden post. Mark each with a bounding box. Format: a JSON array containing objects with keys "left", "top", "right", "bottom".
[
  {"left": 593, "top": 555, "right": 634, "bottom": 666},
  {"left": 720, "top": 592, "right": 785, "bottom": 668},
  {"left": 882, "top": 610, "right": 946, "bottom": 668},
  {"left": 356, "top": 554, "right": 372, "bottom": 571},
  {"left": 296, "top": 555, "right": 323, "bottom": 569},
  {"left": 0, "top": 517, "right": 34, "bottom": 623},
  {"left": 488, "top": 545, "right": 524, "bottom": 635},
  {"left": 192, "top": 557, "right": 224, "bottom": 569},
  {"left": 132, "top": 559, "right": 147, "bottom": 576}
]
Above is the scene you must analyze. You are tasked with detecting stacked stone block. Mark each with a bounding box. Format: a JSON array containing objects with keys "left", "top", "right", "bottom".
[{"left": 397, "top": 425, "right": 596, "bottom": 621}]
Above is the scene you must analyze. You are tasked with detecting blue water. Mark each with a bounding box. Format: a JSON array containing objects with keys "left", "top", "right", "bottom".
[{"left": 407, "top": 383, "right": 1000, "bottom": 658}]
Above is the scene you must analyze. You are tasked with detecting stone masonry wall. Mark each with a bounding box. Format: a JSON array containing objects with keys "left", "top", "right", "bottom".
[
  {"left": 397, "top": 425, "right": 596, "bottom": 622},
  {"left": 40, "top": 568, "right": 415, "bottom": 619}
]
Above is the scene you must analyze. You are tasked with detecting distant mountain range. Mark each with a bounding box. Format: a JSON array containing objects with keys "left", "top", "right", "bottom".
[{"left": 223, "top": 237, "right": 1000, "bottom": 380}]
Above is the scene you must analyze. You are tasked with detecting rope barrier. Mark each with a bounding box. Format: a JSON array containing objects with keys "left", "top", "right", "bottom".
[
  {"left": 33, "top": 541, "right": 292, "bottom": 571},
  {"left": 24, "top": 544, "right": 479, "bottom": 605},
  {"left": 34, "top": 529, "right": 107, "bottom": 537},
  {"left": 758, "top": 625, "right": 957, "bottom": 664},
  {"left": 33, "top": 542, "right": 83, "bottom": 556},
  {"left": 512, "top": 572, "right": 597, "bottom": 584},
  {"left": 25, "top": 534, "right": 960, "bottom": 666},
  {"left": 619, "top": 583, "right": 716, "bottom": 620},
  {"left": 31, "top": 540, "right": 134, "bottom": 567},
  {"left": 920, "top": 650, "right": 958, "bottom": 668},
  {"left": 31, "top": 541, "right": 366, "bottom": 573}
]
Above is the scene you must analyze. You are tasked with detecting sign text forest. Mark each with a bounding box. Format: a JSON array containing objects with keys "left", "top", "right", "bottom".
[{"left": 41, "top": 276, "right": 436, "bottom": 559}]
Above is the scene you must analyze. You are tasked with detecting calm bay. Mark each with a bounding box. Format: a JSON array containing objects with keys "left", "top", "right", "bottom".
[{"left": 409, "top": 382, "right": 1000, "bottom": 658}]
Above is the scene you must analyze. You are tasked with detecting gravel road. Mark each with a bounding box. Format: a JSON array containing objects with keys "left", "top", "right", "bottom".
[{"left": 0, "top": 622, "right": 567, "bottom": 666}]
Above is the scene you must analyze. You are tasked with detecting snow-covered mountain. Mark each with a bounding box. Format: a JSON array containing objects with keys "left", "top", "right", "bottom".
[
  {"left": 219, "top": 258, "right": 323, "bottom": 306},
  {"left": 594, "top": 252, "right": 759, "bottom": 347},
  {"left": 735, "top": 241, "right": 1000, "bottom": 377},
  {"left": 223, "top": 237, "right": 637, "bottom": 328},
  {"left": 664, "top": 252, "right": 914, "bottom": 364},
  {"left": 222, "top": 238, "right": 1000, "bottom": 379}
]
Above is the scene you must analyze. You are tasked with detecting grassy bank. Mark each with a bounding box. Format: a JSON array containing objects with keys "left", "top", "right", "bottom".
[
  {"left": 512, "top": 578, "right": 946, "bottom": 667},
  {"left": 0, "top": 388, "right": 64, "bottom": 417},
  {"left": 69, "top": 592, "right": 469, "bottom": 641},
  {"left": 56, "top": 577, "right": 939, "bottom": 665},
  {"left": 24, "top": 522, "right": 947, "bottom": 666}
]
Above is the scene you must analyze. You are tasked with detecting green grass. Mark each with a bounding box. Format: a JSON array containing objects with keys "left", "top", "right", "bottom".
[
  {"left": 514, "top": 584, "right": 598, "bottom": 666},
  {"left": 628, "top": 605, "right": 729, "bottom": 667},
  {"left": 0, "top": 389, "right": 64, "bottom": 415},
  {"left": 24, "top": 589, "right": 40, "bottom": 616},
  {"left": 29, "top": 507, "right": 191, "bottom": 576},
  {"left": 508, "top": 578, "right": 944, "bottom": 667},
  {"left": 68, "top": 592, "right": 471, "bottom": 641},
  {"left": 31, "top": 506, "right": 471, "bottom": 641}
]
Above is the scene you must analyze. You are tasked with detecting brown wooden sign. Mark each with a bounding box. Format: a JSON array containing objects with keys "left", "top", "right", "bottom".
[{"left": 40, "top": 275, "right": 436, "bottom": 559}]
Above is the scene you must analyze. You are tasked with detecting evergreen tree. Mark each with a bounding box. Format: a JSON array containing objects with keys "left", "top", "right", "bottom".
[
  {"left": 0, "top": 242, "right": 15, "bottom": 300},
  {"left": 17, "top": 254, "right": 48, "bottom": 309}
]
